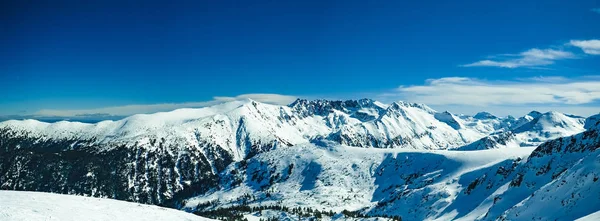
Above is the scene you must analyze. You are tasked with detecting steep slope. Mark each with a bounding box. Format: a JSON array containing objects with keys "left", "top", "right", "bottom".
[
  {"left": 0, "top": 190, "right": 213, "bottom": 221},
  {"left": 475, "top": 114, "right": 600, "bottom": 220}
]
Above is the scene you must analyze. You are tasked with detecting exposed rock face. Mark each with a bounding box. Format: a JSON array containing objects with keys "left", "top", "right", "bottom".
[{"left": 0, "top": 128, "right": 224, "bottom": 207}]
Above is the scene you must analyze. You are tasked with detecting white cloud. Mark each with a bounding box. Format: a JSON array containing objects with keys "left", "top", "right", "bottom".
[
  {"left": 33, "top": 93, "right": 297, "bottom": 117},
  {"left": 397, "top": 77, "right": 600, "bottom": 105},
  {"left": 462, "top": 48, "right": 575, "bottom": 68},
  {"left": 390, "top": 77, "right": 600, "bottom": 117},
  {"left": 569, "top": 39, "right": 600, "bottom": 55},
  {"left": 212, "top": 94, "right": 298, "bottom": 105}
]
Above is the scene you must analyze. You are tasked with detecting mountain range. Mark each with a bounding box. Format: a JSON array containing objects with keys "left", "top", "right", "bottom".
[{"left": 0, "top": 98, "right": 598, "bottom": 220}]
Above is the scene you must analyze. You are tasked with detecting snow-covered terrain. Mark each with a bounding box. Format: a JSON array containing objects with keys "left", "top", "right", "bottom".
[
  {"left": 577, "top": 210, "right": 600, "bottom": 221},
  {"left": 0, "top": 99, "right": 505, "bottom": 154},
  {"left": 183, "top": 113, "right": 600, "bottom": 220},
  {"left": 184, "top": 143, "right": 534, "bottom": 220},
  {"left": 0, "top": 99, "right": 598, "bottom": 221},
  {"left": 485, "top": 115, "right": 600, "bottom": 220},
  {"left": 0, "top": 190, "right": 213, "bottom": 221},
  {"left": 1, "top": 99, "right": 585, "bottom": 155},
  {"left": 455, "top": 111, "right": 585, "bottom": 151}
]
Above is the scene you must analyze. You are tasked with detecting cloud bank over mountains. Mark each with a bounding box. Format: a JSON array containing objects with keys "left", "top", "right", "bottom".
[
  {"left": 4, "top": 75, "right": 600, "bottom": 122},
  {"left": 1, "top": 94, "right": 297, "bottom": 122},
  {"left": 386, "top": 76, "right": 600, "bottom": 117}
]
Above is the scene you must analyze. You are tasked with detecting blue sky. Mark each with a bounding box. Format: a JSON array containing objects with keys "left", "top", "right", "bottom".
[{"left": 1, "top": 0, "right": 600, "bottom": 121}]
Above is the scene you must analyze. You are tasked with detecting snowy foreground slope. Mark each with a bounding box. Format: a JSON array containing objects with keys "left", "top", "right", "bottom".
[
  {"left": 577, "top": 210, "right": 600, "bottom": 221},
  {"left": 0, "top": 190, "right": 213, "bottom": 221},
  {"left": 0, "top": 99, "right": 598, "bottom": 220}
]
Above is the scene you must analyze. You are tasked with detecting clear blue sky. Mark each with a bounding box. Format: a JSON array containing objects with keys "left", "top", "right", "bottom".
[{"left": 1, "top": 0, "right": 599, "bottom": 120}]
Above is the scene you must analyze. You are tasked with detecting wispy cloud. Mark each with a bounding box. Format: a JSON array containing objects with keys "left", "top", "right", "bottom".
[
  {"left": 28, "top": 93, "right": 297, "bottom": 119},
  {"left": 388, "top": 76, "right": 600, "bottom": 116},
  {"left": 569, "top": 39, "right": 600, "bottom": 55},
  {"left": 462, "top": 48, "right": 575, "bottom": 68},
  {"left": 463, "top": 39, "right": 600, "bottom": 68},
  {"left": 592, "top": 8, "right": 600, "bottom": 14},
  {"left": 397, "top": 77, "right": 600, "bottom": 105}
]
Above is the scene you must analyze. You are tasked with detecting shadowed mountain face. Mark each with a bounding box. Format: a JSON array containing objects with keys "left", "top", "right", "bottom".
[
  {"left": 0, "top": 99, "right": 598, "bottom": 220},
  {"left": 0, "top": 128, "right": 224, "bottom": 207}
]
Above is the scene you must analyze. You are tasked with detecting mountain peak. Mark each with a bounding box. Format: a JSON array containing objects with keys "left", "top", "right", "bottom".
[
  {"left": 512, "top": 111, "right": 584, "bottom": 135},
  {"left": 526, "top": 111, "right": 543, "bottom": 119},
  {"left": 389, "top": 101, "right": 436, "bottom": 113},
  {"left": 288, "top": 98, "right": 384, "bottom": 116},
  {"left": 473, "top": 111, "right": 497, "bottom": 120},
  {"left": 434, "top": 111, "right": 463, "bottom": 130}
]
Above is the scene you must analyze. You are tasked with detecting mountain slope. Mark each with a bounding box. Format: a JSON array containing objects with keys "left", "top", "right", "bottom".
[
  {"left": 0, "top": 99, "right": 498, "bottom": 206},
  {"left": 184, "top": 113, "right": 600, "bottom": 220},
  {"left": 0, "top": 98, "right": 511, "bottom": 154},
  {"left": 477, "top": 114, "right": 600, "bottom": 220},
  {"left": 183, "top": 142, "right": 534, "bottom": 221},
  {"left": 0, "top": 190, "right": 213, "bottom": 221},
  {"left": 0, "top": 99, "right": 521, "bottom": 207}
]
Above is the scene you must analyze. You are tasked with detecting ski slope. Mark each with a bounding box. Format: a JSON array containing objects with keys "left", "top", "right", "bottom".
[{"left": 0, "top": 190, "right": 213, "bottom": 221}]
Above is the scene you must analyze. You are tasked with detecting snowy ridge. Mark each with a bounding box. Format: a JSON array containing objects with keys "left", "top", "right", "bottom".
[
  {"left": 0, "top": 190, "right": 213, "bottom": 221},
  {"left": 5, "top": 99, "right": 578, "bottom": 154},
  {"left": 455, "top": 111, "right": 586, "bottom": 150},
  {"left": 512, "top": 111, "right": 585, "bottom": 144},
  {"left": 0, "top": 98, "right": 519, "bottom": 155}
]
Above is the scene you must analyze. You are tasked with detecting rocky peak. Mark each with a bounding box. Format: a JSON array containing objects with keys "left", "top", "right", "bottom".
[
  {"left": 288, "top": 98, "right": 383, "bottom": 117},
  {"left": 473, "top": 111, "right": 498, "bottom": 120}
]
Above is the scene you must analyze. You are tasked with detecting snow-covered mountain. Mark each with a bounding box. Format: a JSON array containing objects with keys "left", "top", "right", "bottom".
[
  {"left": 0, "top": 190, "right": 213, "bottom": 221},
  {"left": 455, "top": 111, "right": 586, "bottom": 151},
  {"left": 0, "top": 98, "right": 498, "bottom": 153},
  {"left": 0, "top": 98, "right": 598, "bottom": 220}
]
